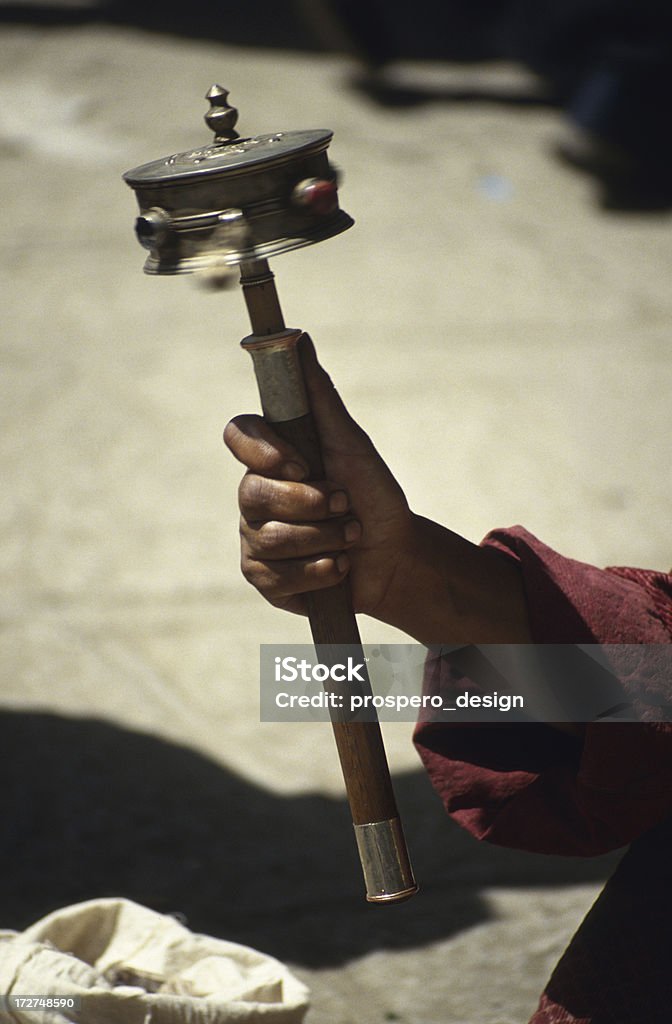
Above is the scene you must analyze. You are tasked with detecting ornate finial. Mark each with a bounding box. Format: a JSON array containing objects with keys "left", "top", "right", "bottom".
[{"left": 204, "top": 85, "right": 240, "bottom": 143}]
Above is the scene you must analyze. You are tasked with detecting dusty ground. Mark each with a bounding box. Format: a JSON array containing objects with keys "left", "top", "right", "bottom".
[{"left": 1, "top": 11, "right": 670, "bottom": 1024}]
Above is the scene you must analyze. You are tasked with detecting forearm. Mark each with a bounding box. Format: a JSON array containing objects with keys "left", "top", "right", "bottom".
[{"left": 373, "top": 514, "right": 533, "bottom": 646}]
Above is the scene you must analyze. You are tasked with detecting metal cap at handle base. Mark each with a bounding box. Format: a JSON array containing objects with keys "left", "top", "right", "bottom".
[{"left": 354, "top": 818, "right": 419, "bottom": 903}]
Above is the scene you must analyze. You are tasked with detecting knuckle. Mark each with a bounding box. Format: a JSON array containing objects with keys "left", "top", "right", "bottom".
[
  {"left": 255, "top": 521, "right": 285, "bottom": 556},
  {"left": 223, "top": 415, "right": 260, "bottom": 456},
  {"left": 237, "top": 475, "right": 252, "bottom": 510},
  {"left": 306, "top": 556, "right": 341, "bottom": 586},
  {"left": 254, "top": 438, "right": 287, "bottom": 475},
  {"left": 238, "top": 473, "right": 272, "bottom": 513},
  {"left": 302, "top": 485, "right": 330, "bottom": 519},
  {"left": 240, "top": 553, "right": 257, "bottom": 584},
  {"left": 222, "top": 419, "right": 238, "bottom": 448},
  {"left": 241, "top": 556, "right": 280, "bottom": 598},
  {"left": 222, "top": 419, "right": 238, "bottom": 453}
]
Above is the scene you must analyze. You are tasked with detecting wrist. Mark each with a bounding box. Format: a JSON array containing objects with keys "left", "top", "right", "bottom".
[{"left": 374, "top": 514, "right": 532, "bottom": 645}]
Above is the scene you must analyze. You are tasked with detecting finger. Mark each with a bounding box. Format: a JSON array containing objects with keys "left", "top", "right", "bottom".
[
  {"left": 242, "top": 551, "right": 351, "bottom": 601},
  {"left": 224, "top": 415, "right": 309, "bottom": 481},
  {"left": 242, "top": 517, "right": 361, "bottom": 561},
  {"left": 266, "top": 593, "right": 308, "bottom": 616},
  {"left": 239, "top": 473, "right": 351, "bottom": 523}
]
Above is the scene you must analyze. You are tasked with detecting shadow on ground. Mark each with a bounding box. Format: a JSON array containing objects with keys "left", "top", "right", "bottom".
[
  {"left": 0, "top": 711, "right": 620, "bottom": 967},
  {"left": 0, "top": 1, "right": 319, "bottom": 50}
]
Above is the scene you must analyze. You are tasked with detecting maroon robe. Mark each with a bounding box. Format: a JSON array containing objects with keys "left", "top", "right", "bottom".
[{"left": 413, "top": 527, "right": 672, "bottom": 1023}]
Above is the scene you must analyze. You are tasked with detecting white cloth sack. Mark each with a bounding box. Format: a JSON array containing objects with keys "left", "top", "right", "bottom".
[{"left": 0, "top": 898, "right": 310, "bottom": 1024}]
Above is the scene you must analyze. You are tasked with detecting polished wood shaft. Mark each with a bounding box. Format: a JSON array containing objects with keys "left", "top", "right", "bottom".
[{"left": 238, "top": 259, "right": 417, "bottom": 900}]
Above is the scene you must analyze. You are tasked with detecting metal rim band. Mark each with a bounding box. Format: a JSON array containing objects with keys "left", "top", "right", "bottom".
[
  {"left": 241, "top": 329, "right": 310, "bottom": 422},
  {"left": 353, "top": 818, "right": 418, "bottom": 904}
]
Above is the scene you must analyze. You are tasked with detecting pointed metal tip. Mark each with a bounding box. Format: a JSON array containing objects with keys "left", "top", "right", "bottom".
[{"left": 204, "top": 85, "right": 239, "bottom": 142}]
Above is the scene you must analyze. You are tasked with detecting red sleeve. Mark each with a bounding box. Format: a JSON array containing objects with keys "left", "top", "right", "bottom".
[
  {"left": 413, "top": 526, "right": 672, "bottom": 856},
  {"left": 484, "top": 525, "right": 672, "bottom": 643}
]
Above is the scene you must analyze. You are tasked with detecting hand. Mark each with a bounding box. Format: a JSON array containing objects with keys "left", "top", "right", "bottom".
[
  {"left": 224, "top": 337, "right": 414, "bottom": 619},
  {"left": 224, "top": 338, "right": 531, "bottom": 644}
]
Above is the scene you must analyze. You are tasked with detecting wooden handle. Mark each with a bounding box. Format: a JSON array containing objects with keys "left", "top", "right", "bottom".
[
  {"left": 271, "top": 409, "right": 399, "bottom": 825},
  {"left": 238, "top": 260, "right": 417, "bottom": 901}
]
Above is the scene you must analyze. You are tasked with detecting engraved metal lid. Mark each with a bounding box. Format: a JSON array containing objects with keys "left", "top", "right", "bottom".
[
  {"left": 123, "top": 85, "right": 354, "bottom": 275},
  {"left": 123, "top": 130, "right": 337, "bottom": 185}
]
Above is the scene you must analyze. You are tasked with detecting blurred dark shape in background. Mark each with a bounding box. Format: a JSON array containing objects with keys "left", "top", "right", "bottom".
[
  {"left": 302, "top": 0, "right": 672, "bottom": 211},
  {"left": 2, "top": 0, "right": 670, "bottom": 208}
]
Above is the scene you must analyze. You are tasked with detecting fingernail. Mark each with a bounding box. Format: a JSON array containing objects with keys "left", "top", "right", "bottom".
[
  {"left": 336, "top": 553, "right": 349, "bottom": 573},
  {"left": 329, "top": 490, "right": 348, "bottom": 514},
  {"left": 281, "top": 461, "right": 307, "bottom": 482},
  {"left": 344, "top": 520, "right": 361, "bottom": 543}
]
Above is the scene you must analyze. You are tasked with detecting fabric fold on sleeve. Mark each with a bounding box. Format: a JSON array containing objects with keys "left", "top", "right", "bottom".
[{"left": 413, "top": 526, "right": 672, "bottom": 856}]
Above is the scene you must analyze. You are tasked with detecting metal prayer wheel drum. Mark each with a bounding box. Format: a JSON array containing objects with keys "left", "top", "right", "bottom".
[{"left": 123, "top": 85, "right": 354, "bottom": 274}]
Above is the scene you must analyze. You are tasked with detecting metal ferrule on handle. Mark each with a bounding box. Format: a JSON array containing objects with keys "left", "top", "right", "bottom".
[
  {"left": 239, "top": 261, "right": 417, "bottom": 903},
  {"left": 354, "top": 819, "right": 417, "bottom": 903}
]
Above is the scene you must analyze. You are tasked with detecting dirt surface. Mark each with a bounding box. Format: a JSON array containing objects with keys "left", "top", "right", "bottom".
[{"left": 1, "top": 14, "right": 670, "bottom": 1024}]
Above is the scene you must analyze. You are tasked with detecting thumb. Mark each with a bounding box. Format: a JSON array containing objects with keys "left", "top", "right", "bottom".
[
  {"left": 299, "top": 335, "right": 372, "bottom": 455},
  {"left": 223, "top": 414, "right": 310, "bottom": 481}
]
